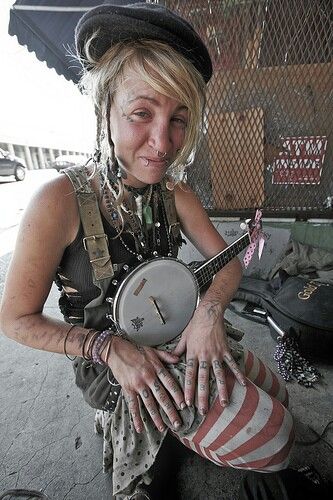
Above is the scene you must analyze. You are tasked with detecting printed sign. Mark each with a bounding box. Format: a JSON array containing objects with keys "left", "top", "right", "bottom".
[{"left": 272, "top": 136, "right": 327, "bottom": 185}]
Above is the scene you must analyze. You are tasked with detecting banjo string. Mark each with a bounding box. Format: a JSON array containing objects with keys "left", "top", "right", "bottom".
[{"left": 195, "top": 234, "right": 250, "bottom": 290}]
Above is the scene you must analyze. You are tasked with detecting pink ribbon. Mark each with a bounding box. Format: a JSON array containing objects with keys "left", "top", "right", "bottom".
[{"left": 243, "top": 209, "right": 265, "bottom": 269}]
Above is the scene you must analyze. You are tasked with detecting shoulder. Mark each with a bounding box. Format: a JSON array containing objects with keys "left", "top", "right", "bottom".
[
  {"left": 23, "top": 173, "right": 80, "bottom": 246},
  {"left": 174, "top": 181, "right": 206, "bottom": 215},
  {"left": 173, "top": 181, "right": 227, "bottom": 257}
]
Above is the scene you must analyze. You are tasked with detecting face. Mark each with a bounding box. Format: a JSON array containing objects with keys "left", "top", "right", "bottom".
[{"left": 109, "top": 68, "right": 188, "bottom": 188}]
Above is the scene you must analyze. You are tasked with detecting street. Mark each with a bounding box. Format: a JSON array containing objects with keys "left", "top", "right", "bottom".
[{"left": 0, "top": 169, "right": 58, "bottom": 257}]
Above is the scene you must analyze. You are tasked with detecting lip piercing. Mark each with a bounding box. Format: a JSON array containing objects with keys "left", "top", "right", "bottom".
[{"left": 144, "top": 158, "right": 149, "bottom": 166}]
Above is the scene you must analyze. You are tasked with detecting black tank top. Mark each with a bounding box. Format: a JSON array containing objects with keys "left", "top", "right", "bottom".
[{"left": 55, "top": 186, "right": 180, "bottom": 323}]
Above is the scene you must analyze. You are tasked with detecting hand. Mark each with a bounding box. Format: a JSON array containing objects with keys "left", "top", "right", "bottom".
[
  {"left": 173, "top": 300, "right": 246, "bottom": 415},
  {"left": 107, "top": 337, "right": 185, "bottom": 433}
]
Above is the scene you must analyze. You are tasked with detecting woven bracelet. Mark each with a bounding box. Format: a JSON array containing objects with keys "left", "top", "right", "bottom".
[{"left": 91, "top": 330, "right": 113, "bottom": 365}]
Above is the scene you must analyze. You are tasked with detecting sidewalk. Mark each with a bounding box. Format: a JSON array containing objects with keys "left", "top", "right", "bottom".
[{"left": 1, "top": 263, "right": 333, "bottom": 499}]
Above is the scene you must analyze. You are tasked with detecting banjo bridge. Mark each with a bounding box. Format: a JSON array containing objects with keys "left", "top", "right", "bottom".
[{"left": 148, "top": 296, "right": 166, "bottom": 325}]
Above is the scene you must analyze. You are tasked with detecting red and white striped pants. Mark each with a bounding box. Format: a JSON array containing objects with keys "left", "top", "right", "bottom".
[{"left": 176, "top": 348, "right": 294, "bottom": 472}]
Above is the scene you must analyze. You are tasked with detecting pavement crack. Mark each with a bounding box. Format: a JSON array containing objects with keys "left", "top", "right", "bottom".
[{"left": 63, "top": 468, "right": 103, "bottom": 499}]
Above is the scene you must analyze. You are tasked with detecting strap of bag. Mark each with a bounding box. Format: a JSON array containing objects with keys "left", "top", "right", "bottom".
[{"left": 63, "top": 166, "right": 114, "bottom": 281}]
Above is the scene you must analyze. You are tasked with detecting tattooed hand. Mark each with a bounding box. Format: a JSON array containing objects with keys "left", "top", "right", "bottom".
[
  {"left": 173, "top": 299, "right": 246, "bottom": 415},
  {"left": 105, "top": 338, "right": 185, "bottom": 433}
]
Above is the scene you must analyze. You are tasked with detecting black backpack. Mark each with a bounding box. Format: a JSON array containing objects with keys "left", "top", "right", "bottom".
[{"left": 232, "top": 273, "right": 333, "bottom": 363}]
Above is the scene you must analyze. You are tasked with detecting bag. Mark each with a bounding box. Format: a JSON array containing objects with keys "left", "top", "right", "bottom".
[
  {"left": 72, "top": 357, "right": 122, "bottom": 411},
  {"left": 232, "top": 273, "right": 333, "bottom": 363}
]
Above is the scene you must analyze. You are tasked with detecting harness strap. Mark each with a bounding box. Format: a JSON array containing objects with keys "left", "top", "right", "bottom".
[{"left": 62, "top": 166, "right": 114, "bottom": 281}]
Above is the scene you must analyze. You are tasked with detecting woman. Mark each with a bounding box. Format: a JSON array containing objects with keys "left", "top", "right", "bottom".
[{"left": 0, "top": 3, "right": 294, "bottom": 499}]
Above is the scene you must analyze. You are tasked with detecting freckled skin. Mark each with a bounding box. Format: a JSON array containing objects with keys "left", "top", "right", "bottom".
[{"left": 0, "top": 67, "right": 243, "bottom": 432}]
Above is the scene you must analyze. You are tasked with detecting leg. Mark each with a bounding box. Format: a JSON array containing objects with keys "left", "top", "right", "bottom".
[
  {"left": 242, "top": 349, "right": 289, "bottom": 407},
  {"left": 176, "top": 367, "right": 294, "bottom": 472},
  {"left": 145, "top": 432, "right": 194, "bottom": 500}
]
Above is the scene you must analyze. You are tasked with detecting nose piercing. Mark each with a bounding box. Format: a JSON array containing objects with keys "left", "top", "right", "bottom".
[{"left": 157, "top": 150, "right": 167, "bottom": 158}]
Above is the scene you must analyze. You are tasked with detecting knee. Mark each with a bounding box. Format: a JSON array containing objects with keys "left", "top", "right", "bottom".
[{"left": 256, "top": 407, "right": 295, "bottom": 473}]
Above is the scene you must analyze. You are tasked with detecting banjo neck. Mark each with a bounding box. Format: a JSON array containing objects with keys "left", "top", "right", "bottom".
[{"left": 194, "top": 232, "right": 251, "bottom": 290}]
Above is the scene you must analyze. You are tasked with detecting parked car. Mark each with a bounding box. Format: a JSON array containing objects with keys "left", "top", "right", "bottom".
[
  {"left": 0, "top": 147, "right": 26, "bottom": 181},
  {"left": 48, "top": 154, "right": 88, "bottom": 172}
]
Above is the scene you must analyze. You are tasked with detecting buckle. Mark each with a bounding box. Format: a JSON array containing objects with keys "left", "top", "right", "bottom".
[{"left": 83, "top": 233, "right": 108, "bottom": 251}]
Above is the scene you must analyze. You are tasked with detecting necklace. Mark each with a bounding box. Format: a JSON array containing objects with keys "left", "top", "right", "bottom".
[
  {"left": 123, "top": 184, "right": 153, "bottom": 224},
  {"left": 103, "top": 181, "right": 173, "bottom": 261}
]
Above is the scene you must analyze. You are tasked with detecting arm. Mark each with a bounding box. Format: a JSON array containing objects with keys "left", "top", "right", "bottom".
[
  {"left": 0, "top": 176, "right": 184, "bottom": 433},
  {"left": 173, "top": 183, "right": 245, "bottom": 413},
  {"left": 0, "top": 175, "right": 88, "bottom": 354}
]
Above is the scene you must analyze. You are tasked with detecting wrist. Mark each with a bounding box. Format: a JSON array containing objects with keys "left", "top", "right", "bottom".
[
  {"left": 100, "top": 331, "right": 128, "bottom": 366},
  {"left": 199, "top": 298, "right": 224, "bottom": 315},
  {"left": 82, "top": 329, "right": 99, "bottom": 359}
]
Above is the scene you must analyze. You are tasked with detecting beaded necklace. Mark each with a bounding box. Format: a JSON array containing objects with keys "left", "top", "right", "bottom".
[{"left": 103, "top": 181, "right": 173, "bottom": 262}]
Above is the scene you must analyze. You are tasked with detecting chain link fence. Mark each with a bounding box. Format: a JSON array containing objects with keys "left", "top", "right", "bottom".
[{"left": 158, "top": 0, "right": 332, "bottom": 218}]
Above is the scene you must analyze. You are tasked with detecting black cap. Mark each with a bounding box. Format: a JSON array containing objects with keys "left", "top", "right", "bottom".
[{"left": 75, "top": 2, "right": 213, "bottom": 83}]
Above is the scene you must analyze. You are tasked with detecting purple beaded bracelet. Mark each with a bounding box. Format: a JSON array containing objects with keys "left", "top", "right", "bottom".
[{"left": 91, "top": 330, "right": 113, "bottom": 365}]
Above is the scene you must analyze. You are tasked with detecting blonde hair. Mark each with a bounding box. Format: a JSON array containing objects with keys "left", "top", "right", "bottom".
[{"left": 79, "top": 37, "right": 207, "bottom": 181}]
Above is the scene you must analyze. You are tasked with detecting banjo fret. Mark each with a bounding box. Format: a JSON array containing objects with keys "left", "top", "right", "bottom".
[{"left": 195, "top": 233, "right": 251, "bottom": 289}]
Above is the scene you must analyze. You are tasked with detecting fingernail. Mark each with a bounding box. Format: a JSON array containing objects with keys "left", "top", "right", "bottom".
[
  {"left": 173, "top": 420, "right": 181, "bottom": 429},
  {"left": 186, "top": 400, "right": 191, "bottom": 407},
  {"left": 241, "top": 380, "right": 247, "bottom": 386},
  {"left": 200, "top": 407, "right": 207, "bottom": 415},
  {"left": 159, "top": 425, "right": 166, "bottom": 432},
  {"left": 220, "top": 399, "right": 228, "bottom": 407},
  {"left": 180, "top": 401, "right": 186, "bottom": 410}
]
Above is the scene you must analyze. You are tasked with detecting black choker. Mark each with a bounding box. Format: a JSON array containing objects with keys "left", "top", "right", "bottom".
[{"left": 126, "top": 184, "right": 152, "bottom": 196}]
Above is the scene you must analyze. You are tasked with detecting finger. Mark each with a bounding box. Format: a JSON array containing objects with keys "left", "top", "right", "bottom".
[
  {"left": 197, "top": 360, "right": 210, "bottom": 415},
  {"left": 158, "top": 366, "right": 185, "bottom": 411},
  {"left": 172, "top": 334, "right": 186, "bottom": 356},
  {"left": 223, "top": 352, "right": 246, "bottom": 386},
  {"left": 151, "top": 377, "right": 182, "bottom": 430},
  {"left": 140, "top": 387, "right": 167, "bottom": 432},
  {"left": 155, "top": 349, "right": 180, "bottom": 364},
  {"left": 212, "top": 359, "right": 228, "bottom": 406},
  {"left": 184, "top": 357, "right": 198, "bottom": 407},
  {"left": 125, "top": 392, "right": 143, "bottom": 433}
]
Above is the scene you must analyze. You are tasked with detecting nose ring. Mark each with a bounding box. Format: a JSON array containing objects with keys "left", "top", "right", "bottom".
[{"left": 157, "top": 150, "right": 167, "bottom": 158}]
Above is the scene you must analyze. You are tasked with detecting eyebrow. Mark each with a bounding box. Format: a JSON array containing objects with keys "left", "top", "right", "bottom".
[{"left": 128, "top": 95, "right": 188, "bottom": 112}]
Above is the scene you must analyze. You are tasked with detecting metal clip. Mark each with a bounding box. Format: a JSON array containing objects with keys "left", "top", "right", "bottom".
[{"left": 83, "top": 233, "right": 108, "bottom": 251}]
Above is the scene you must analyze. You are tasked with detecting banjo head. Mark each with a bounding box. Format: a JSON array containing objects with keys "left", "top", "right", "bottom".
[{"left": 113, "top": 257, "right": 199, "bottom": 346}]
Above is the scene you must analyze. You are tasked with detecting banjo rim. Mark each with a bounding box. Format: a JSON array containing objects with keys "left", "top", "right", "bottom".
[{"left": 112, "top": 256, "right": 199, "bottom": 340}]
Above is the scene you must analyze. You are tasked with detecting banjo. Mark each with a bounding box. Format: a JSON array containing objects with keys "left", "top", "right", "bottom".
[{"left": 108, "top": 218, "right": 259, "bottom": 346}]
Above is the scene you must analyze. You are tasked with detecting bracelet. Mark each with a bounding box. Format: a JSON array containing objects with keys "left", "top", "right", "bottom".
[
  {"left": 82, "top": 328, "right": 99, "bottom": 360},
  {"left": 63, "top": 324, "right": 77, "bottom": 361},
  {"left": 102, "top": 334, "right": 113, "bottom": 365},
  {"left": 91, "top": 330, "right": 113, "bottom": 365}
]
